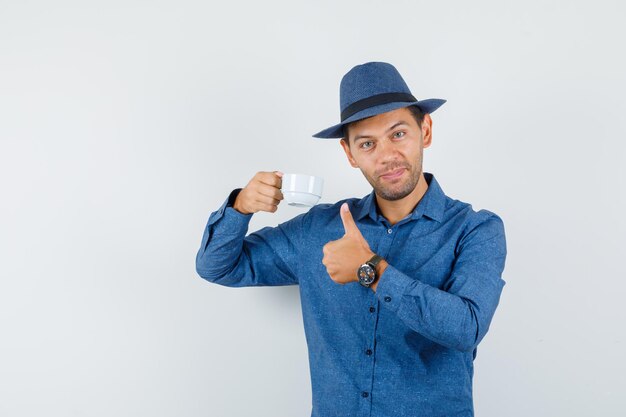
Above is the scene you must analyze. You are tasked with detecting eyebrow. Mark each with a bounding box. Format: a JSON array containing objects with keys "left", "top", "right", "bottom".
[{"left": 352, "top": 121, "right": 409, "bottom": 144}]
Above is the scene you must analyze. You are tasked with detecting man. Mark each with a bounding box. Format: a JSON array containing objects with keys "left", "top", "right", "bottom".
[{"left": 195, "top": 62, "right": 507, "bottom": 417}]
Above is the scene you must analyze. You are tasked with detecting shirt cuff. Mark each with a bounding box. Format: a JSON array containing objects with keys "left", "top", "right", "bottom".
[
  {"left": 375, "top": 263, "right": 420, "bottom": 314},
  {"left": 206, "top": 188, "right": 253, "bottom": 233}
]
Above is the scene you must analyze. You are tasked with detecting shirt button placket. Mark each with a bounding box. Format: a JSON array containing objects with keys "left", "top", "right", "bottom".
[
  {"left": 361, "top": 223, "right": 394, "bottom": 411},
  {"left": 364, "top": 302, "right": 377, "bottom": 411},
  {"left": 377, "top": 225, "right": 394, "bottom": 268}
]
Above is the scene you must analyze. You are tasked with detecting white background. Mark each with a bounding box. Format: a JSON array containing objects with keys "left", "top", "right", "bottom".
[{"left": 1, "top": 0, "right": 625, "bottom": 416}]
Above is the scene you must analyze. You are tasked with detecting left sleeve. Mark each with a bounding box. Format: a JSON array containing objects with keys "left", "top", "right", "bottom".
[
  {"left": 195, "top": 188, "right": 306, "bottom": 287},
  {"left": 375, "top": 211, "right": 507, "bottom": 353}
]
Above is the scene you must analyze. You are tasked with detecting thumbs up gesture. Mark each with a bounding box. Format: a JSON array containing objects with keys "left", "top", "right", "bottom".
[{"left": 322, "top": 203, "right": 375, "bottom": 285}]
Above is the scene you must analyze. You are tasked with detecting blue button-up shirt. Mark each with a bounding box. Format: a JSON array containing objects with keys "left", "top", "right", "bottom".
[{"left": 195, "top": 172, "right": 507, "bottom": 417}]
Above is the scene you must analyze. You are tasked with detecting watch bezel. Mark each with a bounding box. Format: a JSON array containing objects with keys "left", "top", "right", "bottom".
[{"left": 358, "top": 263, "right": 377, "bottom": 286}]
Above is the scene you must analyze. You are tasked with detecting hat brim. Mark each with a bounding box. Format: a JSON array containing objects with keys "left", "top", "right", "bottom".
[{"left": 312, "top": 98, "right": 446, "bottom": 139}]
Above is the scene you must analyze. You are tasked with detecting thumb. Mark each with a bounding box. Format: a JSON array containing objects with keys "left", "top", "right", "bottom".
[{"left": 340, "top": 202, "right": 360, "bottom": 236}]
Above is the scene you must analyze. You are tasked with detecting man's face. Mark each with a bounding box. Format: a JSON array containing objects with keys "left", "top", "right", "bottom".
[{"left": 339, "top": 107, "right": 432, "bottom": 201}]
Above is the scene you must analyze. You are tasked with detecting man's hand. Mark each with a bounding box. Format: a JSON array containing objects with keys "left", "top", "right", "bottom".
[
  {"left": 233, "top": 171, "right": 284, "bottom": 214},
  {"left": 322, "top": 202, "right": 374, "bottom": 285}
]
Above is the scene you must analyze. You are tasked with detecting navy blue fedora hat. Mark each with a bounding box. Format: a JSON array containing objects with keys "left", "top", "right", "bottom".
[{"left": 312, "top": 62, "right": 446, "bottom": 139}]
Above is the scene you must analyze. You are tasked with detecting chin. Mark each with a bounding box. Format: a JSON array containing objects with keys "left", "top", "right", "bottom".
[
  {"left": 373, "top": 170, "right": 421, "bottom": 201},
  {"left": 376, "top": 187, "right": 413, "bottom": 201},
  {"left": 372, "top": 181, "right": 407, "bottom": 201}
]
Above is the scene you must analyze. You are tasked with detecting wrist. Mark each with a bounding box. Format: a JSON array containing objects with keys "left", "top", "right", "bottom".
[
  {"left": 232, "top": 195, "right": 251, "bottom": 215},
  {"left": 232, "top": 199, "right": 246, "bottom": 214},
  {"left": 370, "top": 259, "right": 388, "bottom": 292}
]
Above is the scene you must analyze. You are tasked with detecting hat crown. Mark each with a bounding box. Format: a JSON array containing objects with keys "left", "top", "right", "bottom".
[
  {"left": 339, "top": 62, "right": 412, "bottom": 112},
  {"left": 311, "top": 61, "right": 445, "bottom": 139}
]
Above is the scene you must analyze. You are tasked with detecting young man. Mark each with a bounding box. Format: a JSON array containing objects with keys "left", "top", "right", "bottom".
[{"left": 195, "top": 62, "right": 507, "bottom": 417}]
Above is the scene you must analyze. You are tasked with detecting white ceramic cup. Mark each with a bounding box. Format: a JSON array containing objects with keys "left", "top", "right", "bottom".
[{"left": 281, "top": 173, "right": 324, "bottom": 207}]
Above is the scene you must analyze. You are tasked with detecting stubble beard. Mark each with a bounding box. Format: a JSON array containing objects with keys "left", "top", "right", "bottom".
[{"left": 364, "top": 162, "right": 422, "bottom": 201}]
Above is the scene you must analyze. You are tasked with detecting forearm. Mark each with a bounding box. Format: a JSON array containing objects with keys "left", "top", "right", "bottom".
[
  {"left": 373, "top": 262, "right": 503, "bottom": 352},
  {"left": 195, "top": 188, "right": 303, "bottom": 287},
  {"left": 195, "top": 204, "right": 254, "bottom": 285}
]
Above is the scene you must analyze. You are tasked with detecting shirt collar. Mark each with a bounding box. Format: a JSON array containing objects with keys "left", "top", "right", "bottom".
[{"left": 355, "top": 172, "right": 446, "bottom": 223}]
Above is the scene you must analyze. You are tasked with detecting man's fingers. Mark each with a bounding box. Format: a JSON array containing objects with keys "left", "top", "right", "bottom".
[
  {"left": 237, "top": 171, "right": 284, "bottom": 214},
  {"left": 255, "top": 194, "right": 282, "bottom": 207},
  {"left": 255, "top": 200, "right": 278, "bottom": 213},
  {"left": 258, "top": 184, "right": 284, "bottom": 201},
  {"left": 257, "top": 171, "right": 283, "bottom": 188},
  {"left": 340, "top": 202, "right": 360, "bottom": 236}
]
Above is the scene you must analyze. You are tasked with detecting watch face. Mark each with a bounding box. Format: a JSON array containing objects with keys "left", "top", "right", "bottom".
[{"left": 358, "top": 264, "right": 376, "bottom": 285}]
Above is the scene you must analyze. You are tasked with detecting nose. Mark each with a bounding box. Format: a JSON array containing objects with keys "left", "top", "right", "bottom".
[{"left": 377, "top": 137, "right": 400, "bottom": 160}]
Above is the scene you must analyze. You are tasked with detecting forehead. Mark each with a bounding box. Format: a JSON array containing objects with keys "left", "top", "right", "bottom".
[{"left": 346, "top": 107, "right": 414, "bottom": 140}]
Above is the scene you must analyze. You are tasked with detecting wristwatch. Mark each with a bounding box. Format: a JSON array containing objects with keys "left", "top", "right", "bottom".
[{"left": 357, "top": 254, "right": 383, "bottom": 288}]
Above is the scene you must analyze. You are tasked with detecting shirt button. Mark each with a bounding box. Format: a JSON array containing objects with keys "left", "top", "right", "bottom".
[
  {"left": 387, "top": 228, "right": 392, "bottom": 234},
  {"left": 384, "top": 296, "right": 392, "bottom": 302},
  {"left": 369, "top": 306, "right": 375, "bottom": 313},
  {"left": 362, "top": 391, "right": 369, "bottom": 398},
  {"left": 366, "top": 349, "right": 372, "bottom": 356}
]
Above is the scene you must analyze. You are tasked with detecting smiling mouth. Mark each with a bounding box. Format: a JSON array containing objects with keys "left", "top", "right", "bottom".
[{"left": 380, "top": 168, "right": 405, "bottom": 180}]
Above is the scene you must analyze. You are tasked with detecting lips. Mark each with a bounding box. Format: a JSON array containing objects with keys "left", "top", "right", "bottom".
[{"left": 380, "top": 168, "right": 405, "bottom": 179}]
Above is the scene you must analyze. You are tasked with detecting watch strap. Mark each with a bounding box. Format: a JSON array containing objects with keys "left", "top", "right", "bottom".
[{"left": 367, "top": 254, "right": 383, "bottom": 268}]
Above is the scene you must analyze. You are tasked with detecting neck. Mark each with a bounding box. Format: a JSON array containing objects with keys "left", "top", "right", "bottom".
[{"left": 376, "top": 172, "right": 429, "bottom": 226}]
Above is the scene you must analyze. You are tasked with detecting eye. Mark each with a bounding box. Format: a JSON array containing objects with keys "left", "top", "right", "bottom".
[
  {"left": 393, "top": 131, "right": 406, "bottom": 139},
  {"left": 360, "top": 141, "right": 374, "bottom": 149}
]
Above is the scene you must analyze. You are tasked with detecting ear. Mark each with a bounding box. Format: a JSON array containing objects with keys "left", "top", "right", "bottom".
[
  {"left": 422, "top": 114, "right": 433, "bottom": 149},
  {"left": 340, "top": 138, "right": 358, "bottom": 168}
]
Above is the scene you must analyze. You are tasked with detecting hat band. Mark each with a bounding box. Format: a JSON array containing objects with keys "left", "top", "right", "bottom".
[{"left": 340, "top": 92, "right": 417, "bottom": 122}]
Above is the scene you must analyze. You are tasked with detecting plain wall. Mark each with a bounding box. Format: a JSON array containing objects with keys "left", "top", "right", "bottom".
[{"left": 1, "top": 0, "right": 624, "bottom": 416}]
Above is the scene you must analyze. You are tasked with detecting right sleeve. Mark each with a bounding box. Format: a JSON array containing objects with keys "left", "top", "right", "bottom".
[{"left": 195, "top": 188, "right": 305, "bottom": 287}]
